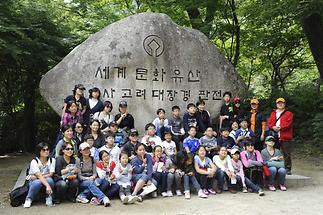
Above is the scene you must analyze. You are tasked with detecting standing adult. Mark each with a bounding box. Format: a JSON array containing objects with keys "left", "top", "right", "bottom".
[
  {"left": 246, "top": 98, "right": 266, "bottom": 151},
  {"left": 63, "top": 84, "right": 87, "bottom": 117},
  {"left": 84, "top": 87, "right": 104, "bottom": 125},
  {"left": 268, "top": 98, "right": 293, "bottom": 175}
]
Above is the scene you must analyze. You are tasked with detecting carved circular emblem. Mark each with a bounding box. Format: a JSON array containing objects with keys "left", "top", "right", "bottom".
[{"left": 143, "top": 35, "right": 164, "bottom": 57}]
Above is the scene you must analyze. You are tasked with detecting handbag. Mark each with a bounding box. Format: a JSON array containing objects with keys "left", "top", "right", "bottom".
[
  {"left": 267, "top": 160, "right": 285, "bottom": 169},
  {"left": 262, "top": 164, "right": 270, "bottom": 177}
]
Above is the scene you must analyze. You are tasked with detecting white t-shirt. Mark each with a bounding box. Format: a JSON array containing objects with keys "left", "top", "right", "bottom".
[
  {"left": 93, "top": 111, "right": 114, "bottom": 126},
  {"left": 28, "top": 157, "right": 56, "bottom": 175},
  {"left": 100, "top": 145, "right": 121, "bottom": 164},
  {"left": 213, "top": 155, "right": 234, "bottom": 172},
  {"left": 89, "top": 98, "right": 99, "bottom": 109},
  {"left": 161, "top": 140, "right": 176, "bottom": 156}
]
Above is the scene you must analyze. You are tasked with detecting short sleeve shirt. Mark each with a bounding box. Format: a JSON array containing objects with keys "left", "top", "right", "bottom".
[
  {"left": 29, "top": 157, "right": 56, "bottom": 175},
  {"left": 194, "top": 156, "right": 212, "bottom": 169}
]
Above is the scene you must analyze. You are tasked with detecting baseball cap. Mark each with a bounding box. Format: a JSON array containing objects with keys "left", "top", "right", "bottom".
[
  {"left": 231, "top": 148, "right": 240, "bottom": 155},
  {"left": 79, "top": 142, "right": 90, "bottom": 151},
  {"left": 276, "top": 98, "right": 286, "bottom": 103},
  {"left": 233, "top": 96, "right": 240, "bottom": 104},
  {"left": 129, "top": 128, "right": 139, "bottom": 136},
  {"left": 109, "top": 121, "right": 117, "bottom": 127},
  {"left": 265, "top": 136, "right": 275, "bottom": 142}
]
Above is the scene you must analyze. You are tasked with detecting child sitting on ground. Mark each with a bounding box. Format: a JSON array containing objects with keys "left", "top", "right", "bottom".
[
  {"left": 141, "top": 123, "right": 162, "bottom": 153},
  {"left": 100, "top": 132, "right": 121, "bottom": 164}
]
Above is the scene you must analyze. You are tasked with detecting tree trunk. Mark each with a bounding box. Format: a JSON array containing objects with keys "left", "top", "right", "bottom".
[
  {"left": 302, "top": 13, "right": 323, "bottom": 94},
  {"left": 21, "top": 71, "right": 37, "bottom": 152}
]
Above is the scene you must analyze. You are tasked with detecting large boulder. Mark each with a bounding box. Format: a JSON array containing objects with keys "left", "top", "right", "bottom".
[{"left": 40, "top": 12, "right": 247, "bottom": 133}]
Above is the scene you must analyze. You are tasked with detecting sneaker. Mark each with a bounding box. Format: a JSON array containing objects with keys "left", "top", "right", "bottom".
[
  {"left": 280, "top": 184, "right": 287, "bottom": 191},
  {"left": 45, "top": 196, "right": 54, "bottom": 207},
  {"left": 208, "top": 189, "right": 216, "bottom": 195},
  {"left": 161, "top": 192, "right": 168, "bottom": 197},
  {"left": 90, "top": 197, "right": 100, "bottom": 206},
  {"left": 198, "top": 189, "right": 208, "bottom": 198},
  {"left": 286, "top": 170, "right": 292, "bottom": 175},
  {"left": 102, "top": 197, "right": 110, "bottom": 207},
  {"left": 120, "top": 195, "right": 128, "bottom": 204},
  {"left": 76, "top": 195, "right": 89, "bottom": 204},
  {"left": 23, "top": 198, "right": 32, "bottom": 208},
  {"left": 137, "top": 195, "right": 143, "bottom": 202},
  {"left": 167, "top": 190, "right": 173, "bottom": 197},
  {"left": 228, "top": 188, "right": 237, "bottom": 194},
  {"left": 176, "top": 190, "right": 182, "bottom": 196},
  {"left": 184, "top": 191, "right": 191, "bottom": 199},
  {"left": 258, "top": 189, "right": 265, "bottom": 196},
  {"left": 203, "top": 189, "right": 209, "bottom": 195},
  {"left": 128, "top": 195, "right": 139, "bottom": 204},
  {"left": 151, "top": 191, "right": 158, "bottom": 198},
  {"left": 268, "top": 185, "right": 276, "bottom": 191},
  {"left": 242, "top": 186, "right": 248, "bottom": 193}
]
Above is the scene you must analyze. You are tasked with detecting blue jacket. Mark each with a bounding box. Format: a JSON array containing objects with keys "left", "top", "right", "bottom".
[{"left": 130, "top": 153, "right": 153, "bottom": 181}]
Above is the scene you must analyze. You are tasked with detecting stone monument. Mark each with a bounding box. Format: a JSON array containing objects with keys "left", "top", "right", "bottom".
[{"left": 40, "top": 12, "right": 247, "bottom": 133}]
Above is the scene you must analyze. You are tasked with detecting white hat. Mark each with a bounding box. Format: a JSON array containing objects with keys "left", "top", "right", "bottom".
[
  {"left": 79, "top": 142, "right": 90, "bottom": 151},
  {"left": 231, "top": 148, "right": 240, "bottom": 155}
]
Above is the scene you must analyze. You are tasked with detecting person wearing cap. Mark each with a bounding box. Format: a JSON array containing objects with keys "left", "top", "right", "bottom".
[
  {"left": 219, "top": 91, "right": 236, "bottom": 129},
  {"left": 84, "top": 87, "right": 104, "bottom": 126},
  {"left": 240, "top": 140, "right": 264, "bottom": 187},
  {"left": 76, "top": 142, "right": 111, "bottom": 206},
  {"left": 231, "top": 148, "right": 265, "bottom": 196},
  {"left": 261, "top": 136, "right": 287, "bottom": 191},
  {"left": 62, "top": 84, "right": 87, "bottom": 117},
  {"left": 268, "top": 97, "right": 293, "bottom": 175},
  {"left": 92, "top": 101, "right": 115, "bottom": 134},
  {"left": 121, "top": 128, "right": 140, "bottom": 160},
  {"left": 246, "top": 98, "right": 266, "bottom": 151},
  {"left": 233, "top": 96, "right": 246, "bottom": 123},
  {"left": 115, "top": 100, "right": 135, "bottom": 131}
]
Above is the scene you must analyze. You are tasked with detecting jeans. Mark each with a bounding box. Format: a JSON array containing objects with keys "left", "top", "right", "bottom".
[
  {"left": 153, "top": 172, "right": 167, "bottom": 192},
  {"left": 167, "top": 172, "right": 182, "bottom": 191},
  {"left": 27, "top": 177, "right": 54, "bottom": 201},
  {"left": 55, "top": 178, "right": 79, "bottom": 200},
  {"left": 119, "top": 185, "right": 131, "bottom": 197},
  {"left": 236, "top": 175, "right": 260, "bottom": 192},
  {"left": 133, "top": 173, "right": 149, "bottom": 184},
  {"left": 267, "top": 167, "right": 286, "bottom": 185},
  {"left": 183, "top": 175, "right": 201, "bottom": 192},
  {"left": 195, "top": 173, "right": 215, "bottom": 190},
  {"left": 79, "top": 179, "right": 107, "bottom": 202},
  {"left": 96, "top": 179, "right": 120, "bottom": 199}
]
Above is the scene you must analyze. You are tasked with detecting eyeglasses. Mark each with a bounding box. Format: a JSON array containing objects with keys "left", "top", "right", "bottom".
[
  {"left": 41, "top": 148, "right": 49, "bottom": 152},
  {"left": 65, "top": 148, "right": 74, "bottom": 151},
  {"left": 76, "top": 126, "right": 83, "bottom": 129}
]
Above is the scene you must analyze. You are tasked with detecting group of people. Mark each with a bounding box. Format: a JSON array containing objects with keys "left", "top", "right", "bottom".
[{"left": 22, "top": 84, "right": 294, "bottom": 208}]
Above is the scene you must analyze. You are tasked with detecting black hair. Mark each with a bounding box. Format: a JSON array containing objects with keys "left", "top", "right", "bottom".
[
  {"left": 164, "top": 131, "right": 172, "bottom": 137},
  {"left": 59, "top": 142, "right": 74, "bottom": 156},
  {"left": 187, "top": 103, "right": 196, "bottom": 109},
  {"left": 35, "top": 142, "right": 50, "bottom": 158},
  {"left": 223, "top": 91, "right": 232, "bottom": 98},
  {"left": 99, "top": 150, "right": 109, "bottom": 161},
  {"left": 220, "top": 127, "right": 230, "bottom": 133},
  {"left": 119, "top": 151, "right": 129, "bottom": 160},
  {"left": 135, "top": 143, "right": 146, "bottom": 152},
  {"left": 89, "top": 87, "right": 101, "bottom": 99},
  {"left": 84, "top": 134, "right": 94, "bottom": 141},
  {"left": 197, "top": 145, "right": 206, "bottom": 152},
  {"left": 205, "top": 126, "right": 213, "bottom": 131},
  {"left": 153, "top": 145, "right": 163, "bottom": 153},
  {"left": 73, "top": 122, "right": 84, "bottom": 131},
  {"left": 65, "top": 100, "right": 78, "bottom": 113},
  {"left": 145, "top": 123, "right": 155, "bottom": 131},
  {"left": 61, "top": 124, "right": 73, "bottom": 134},
  {"left": 105, "top": 131, "right": 115, "bottom": 139},
  {"left": 156, "top": 108, "right": 166, "bottom": 115},
  {"left": 103, "top": 100, "right": 113, "bottom": 111},
  {"left": 172, "top": 105, "right": 180, "bottom": 111},
  {"left": 196, "top": 99, "right": 205, "bottom": 107},
  {"left": 245, "top": 139, "right": 255, "bottom": 146},
  {"left": 88, "top": 119, "right": 102, "bottom": 136},
  {"left": 188, "top": 126, "right": 197, "bottom": 132}
]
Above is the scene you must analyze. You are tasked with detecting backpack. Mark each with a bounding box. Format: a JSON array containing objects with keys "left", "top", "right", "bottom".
[{"left": 9, "top": 158, "right": 52, "bottom": 207}]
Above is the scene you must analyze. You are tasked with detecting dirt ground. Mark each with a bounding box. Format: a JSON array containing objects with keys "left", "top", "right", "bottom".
[{"left": 1, "top": 153, "right": 323, "bottom": 215}]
